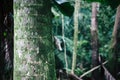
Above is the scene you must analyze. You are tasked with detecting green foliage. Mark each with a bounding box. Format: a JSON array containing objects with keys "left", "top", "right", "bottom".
[
  {"left": 54, "top": 36, "right": 73, "bottom": 69},
  {"left": 105, "top": 0, "right": 120, "bottom": 8},
  {"left": 4, "top": 32, "right": 7, "bottom": 37},
  {"left": 59, "top": 2, "right": 74, "bottom": 17},
  {"left": 84, "top": 0, "right": 120, "bottom": 8},
  {"left": 75, "top": 68, "right": 84, "bottom": 76},
  {"left": 53, "top": 0, "right": 116, "bottom": 76},
  {"left": 53, "top": 0, "right": 74, "bottom": 17},
  {"left": 98, "top": 5, "right": 115, "bottom": 58},
  {"left": 84, "top": 0, "right": 105, "bottom": 3}
]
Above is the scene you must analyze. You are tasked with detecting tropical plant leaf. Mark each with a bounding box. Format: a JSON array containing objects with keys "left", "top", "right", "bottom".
[{"left": 53, "top": 0, "right": 74, "bottom": 17}]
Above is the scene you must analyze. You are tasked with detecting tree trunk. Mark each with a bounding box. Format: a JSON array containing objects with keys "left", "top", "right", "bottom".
[
  {"left": 91, "top": 2, "right": 99, "bottom": 80},
  {"left": 14, "top": 0, "right": 56, "bottom": 80},
  {"left": 71, "top": 0, "right": 80, "bottom": 74},
  {"left": 111, "top": 4, "right": 120, "bottom": 79},
  {"left": 62, "top": 14, "right": 68, "bottom": 73},
  {"left": 0, "top": 0, "right": 13, "bottom": 80}
]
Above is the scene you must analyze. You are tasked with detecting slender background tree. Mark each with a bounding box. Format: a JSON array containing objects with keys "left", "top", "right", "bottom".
[
  {"left": 71, "top": 0, "right": 80, "bottom": 74},
  {"left": 91, "top": 2, "right": 100, "bottom": 80},
  {"left": 110, "top": 4, "right": 120, "bottom": 79}
]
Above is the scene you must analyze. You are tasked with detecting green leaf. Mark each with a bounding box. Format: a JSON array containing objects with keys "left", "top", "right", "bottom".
[
  {"left": 106, "top": 0, "right": 120, "bottom": 9},
  {"left": 51, "top": 7, "right": 60, "bottom": 17},
  {"left": 53, "top": 0, "right": 74, "bottom": 17},
  {"left": 4, "top": 32, "right": 7, "bottom": 37},
  {"left": 58, "top": 2, "right": 74, "bottom": 17}
]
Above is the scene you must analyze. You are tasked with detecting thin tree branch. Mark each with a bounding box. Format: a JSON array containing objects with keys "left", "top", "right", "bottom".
[
  {"left": 80, "top": 61, "right": 108, "bottom": 78},
  {"left": 68, "top": 73, "right": 82, "bottom": 80}
]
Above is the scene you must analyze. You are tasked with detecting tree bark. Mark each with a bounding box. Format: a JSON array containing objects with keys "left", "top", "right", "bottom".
[
  {"left": 62, "top": 14, "right": 68, "bottom": 73},
  {"left": 91, "top": 2, "right": 99, "bottom": 80},
  {"left": 14, "top": 0, "right": 56, "bottom": 80},
  {"left": 0, "top": 0, "right": 13, "bottom": 80},
  {"left": 111, "top": 4, "right": 120, "bottom": 79},
  {"left": 71, "top": 0, "right": 80, "bottom": 74}
]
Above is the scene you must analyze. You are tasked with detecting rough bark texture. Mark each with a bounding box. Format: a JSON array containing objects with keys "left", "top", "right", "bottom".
[
  {"left": 91, "top": 2, "right": 99, "bottom": 80},
  {"left": 71, "top": 0, "right": 80, "bottom": 74},
  {"left": 14, "top": 0, "right": 56, "bottom": 80},
  {"left": 111, "top": 4, "right": 120, "bottom": 79}
]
